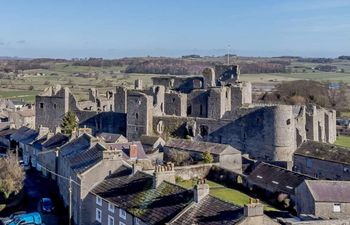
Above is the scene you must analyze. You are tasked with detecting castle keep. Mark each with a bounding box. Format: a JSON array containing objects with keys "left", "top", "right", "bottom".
[{"left": 35, "top": 65, "right": 336, "bottom": 164}]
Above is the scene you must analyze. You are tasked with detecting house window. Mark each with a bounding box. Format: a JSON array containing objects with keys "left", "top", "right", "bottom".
[
  {"left": 96, "top": 196, "right": 102, "bottom": 206},
  {"left": 119, "top": 208, "right": 126, "bottom": 220},
  {"left": 108, "top": 215, "right": 114, "bottom": 225},
  {"left": 306, "top": 159, "right": 312, "bottom": 168},
  {"left": 333, "top": 203, "right": 341, "bottom": 212},
  {"left": 53, "top": 104, "right": 57, "bottom": 109},
  {"left": 96, "top": 208, "right": 102, "bottom": 222},
  {"left": 40, "top": 103, "right": 44, "bottom": 108},
  {"left": 108, "top": 203, "right": 115, "bottom": 213}
]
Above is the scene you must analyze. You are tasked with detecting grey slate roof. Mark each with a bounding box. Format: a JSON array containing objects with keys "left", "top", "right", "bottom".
[
  {"left": 68, "top": 143, "right": 104, "bottom": 173},
  {"left": 92, "top": 167, "right": 193, "bottom": 225},
  {"left": 171, "top": 195, "right": 244, "bottom": 225},
  {"left": 60, "top": 133, "right": 95, "bottom": 158},
  {"left": 11, "top": 126, "right": 31, "bottom": 141},
  {"left": 42, "top": 133, "right": 69, "bottom": 149},
  {"left": 0, "top": 128, "right": 17, "bottom": 139},
  {"left": 105, "top": 141, "right": 147, "bottom": 160},
  {"left": 165, "top": 139, "right": 240, "bottom": 155},
  {"left": 295, "top": 140, "right": 350, "bottom": 165},
  {"left": 305, "top": 180, "right": 350, "bottom": 203},
  {"left": 247, "top": 162, "right": 315, "bottom": 195},
  {"left": 140, "top": 135, "right": 162, "bottom": 146},
  {"left": 96, "top": 132, "right": 126, "bottom": 143}
]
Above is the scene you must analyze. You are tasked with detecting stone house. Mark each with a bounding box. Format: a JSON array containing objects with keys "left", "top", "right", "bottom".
[
  {"left": 84, "top": 164, "right": 278, "bottom": 225},
  {"left": 295, "top": 180, "right": 350, "bottom": 219},
  {"left": 0, "top": 128, "right": 17, "bottom": 150},
  {"left": 164, "top": 139, "right": 242, "bottom": 171},
  {"left": 36, "top": 132, "right": 69, "bottom": 179},
  {"left": 56, "top": 132, "right": 149, "bottom": 225},
  {"left": 294, "top": 141, "right": 350, "bottom": 180},
  {"left": 10, "top": 126, "right": 49, "bottom": 165},
  {"left": 140, "top": 135, "right": 165, "bottom": 164},
  {"left": 246, "top": 162, "right": 315, "bottom": 208}
]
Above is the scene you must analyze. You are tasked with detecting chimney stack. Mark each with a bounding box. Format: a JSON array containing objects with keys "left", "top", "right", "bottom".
[
  {"left": 244, "top": 199, "right": 264, "bottom": 217},
  {"left": 129, "top": 144, "right": 138, "bottom": 160},
  {"left": 194, "top": 179, "right": 209, "bottom": 203},
  {"left": 153, "top": 163, "right": 175, "bottom": 188},
  {"left": 103, "top": 146, "right": 122, "bottom": 160}
]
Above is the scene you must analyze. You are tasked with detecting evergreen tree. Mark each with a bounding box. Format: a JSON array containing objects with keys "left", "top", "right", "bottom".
[{"left": 60, "top": 111, "right": 78, "bottom": 136}]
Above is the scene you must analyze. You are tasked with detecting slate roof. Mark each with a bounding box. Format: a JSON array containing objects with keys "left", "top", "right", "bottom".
[
  {"left": 68, "top": 143, "right": 104, "bottom": 173},
  {"left": 10, "top": 126, "right": 39, "bottom": 144},
  {"left": 0, "top": 128, "right": 17, "bottom": 139},
  {"left": 305, "top": 180, "right": 350, "bottom": 203},
  {"left": 42, "top": 133, "right": 69, "bottom": 149},
  {"left": 295, "top": 140, "right": 350, "bottom": 165},
  {"left": 171, "top": 195, "right": 244, "bottom": 225},
  {"left": 140, "top": 135, "right": 163, "bottom": 146},
  {"left": 92, "top": 167, "right": 193, "bottom": 225},
  {"left": 165, "top": 139, "right": 240, "bottom": 155},
  {"left": 105, "top": 141, "right": 147, "bottom": 160},
  {"left": 11, "top": 126, "right": 31, "bottom": 141},
  {"left": 247, "top": 162, "right": 315, "bottom": 195},
  {"left": 96, "top": 132, "right": 126, "bottom": 143},
  {"left": 32, "top": 135, "right": 49, "bottom": 151},
  {"left": 60, "top": 133, "right": 95, "bottom": 158}
]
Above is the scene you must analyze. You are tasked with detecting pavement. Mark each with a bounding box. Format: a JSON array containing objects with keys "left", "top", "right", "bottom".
[{"left": 0, "top": 169, "right": 68, "bottom": 225}]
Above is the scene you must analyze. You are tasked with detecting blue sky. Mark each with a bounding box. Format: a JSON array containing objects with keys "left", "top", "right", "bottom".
[{"left": 0, "top": 0, "right": 349, "bottom": 58}]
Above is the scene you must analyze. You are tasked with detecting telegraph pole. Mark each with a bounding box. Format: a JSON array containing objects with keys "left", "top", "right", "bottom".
[{"left": 69, "top": 176, "right": 72, "bottom": 225}]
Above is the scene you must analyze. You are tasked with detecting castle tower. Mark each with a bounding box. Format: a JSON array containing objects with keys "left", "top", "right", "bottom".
[
  {"left": 114, "top": 86, "right": 127, "bottom": 113},
  {"left": 126, "top": 91, "right": 153, "bottom": 140},
  {"left": 263, "top": 105, "right": 296, "bottom": 162},
  {"left": 203, "top": 68, "right": 216, "bottom": 88},
  {"left": 231, "top": 82, "right": 252, "bottom": 109}
]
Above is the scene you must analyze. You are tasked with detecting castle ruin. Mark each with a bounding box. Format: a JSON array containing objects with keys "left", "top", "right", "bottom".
[{"left": 35, "top": 65, "right": 336, "bottom": 164}]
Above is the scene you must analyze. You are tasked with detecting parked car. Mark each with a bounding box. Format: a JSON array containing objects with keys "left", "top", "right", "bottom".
[
  {"left": 6, "top": 212, "right": 42, "bottom": 225},
  {"left": 1, "top": 211, "right": 27, "bottom": 224},
  {"left": 40, "top": 198, "right": 54, "bottom": 213}
]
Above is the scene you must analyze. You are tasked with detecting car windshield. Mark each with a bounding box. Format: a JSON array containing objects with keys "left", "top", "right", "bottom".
[{"left": 43, "top": 199, "right": 52, "bottom": 206}]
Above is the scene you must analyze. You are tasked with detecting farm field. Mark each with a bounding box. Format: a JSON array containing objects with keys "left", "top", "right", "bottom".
[{"left": 2, "top": 59, "right": 350, "bottom": 103}]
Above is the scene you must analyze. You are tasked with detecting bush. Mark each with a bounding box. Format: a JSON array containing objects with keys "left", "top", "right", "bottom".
[{"left": 202, "top": 151, "right": 213, "bottom": 164}]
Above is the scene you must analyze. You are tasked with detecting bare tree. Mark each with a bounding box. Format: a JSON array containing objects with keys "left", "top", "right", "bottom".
[{"left": 0, "top": 154, "right": 25, "bottom": 199}]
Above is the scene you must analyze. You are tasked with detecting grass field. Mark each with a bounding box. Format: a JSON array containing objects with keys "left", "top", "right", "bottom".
[
  {"left": 335, "top": 135, "right": 350, "bottom": 148},
  {"left": 177, "top": 179, "right": 277, "bottom": 211},
  {"left": 2, "top": 60, "right": 350, "bottom": 103}
]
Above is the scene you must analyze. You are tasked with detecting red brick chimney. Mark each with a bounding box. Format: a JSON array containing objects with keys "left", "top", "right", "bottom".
[{"left": 129, "top": 144, "right": 138, "bottom": 160}]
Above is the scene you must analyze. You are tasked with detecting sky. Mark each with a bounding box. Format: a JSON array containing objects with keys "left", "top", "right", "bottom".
[{"left": 0, "top": 0, "right": 349, "bottom": 58}]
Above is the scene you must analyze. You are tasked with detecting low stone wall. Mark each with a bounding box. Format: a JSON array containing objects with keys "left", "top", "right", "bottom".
[
  {"left": 175, "top": 164, "right": 214, "bottom": 180},
  {"left": 207, "top": 165, "right": 245, "bottom": 187},
  {"left": 284, "top": 219, "right": 350, "bottom": 225}
]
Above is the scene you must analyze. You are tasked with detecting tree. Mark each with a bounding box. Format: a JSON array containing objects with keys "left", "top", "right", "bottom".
[
  {"left": 0, "top": 154, "right": 25, "bottom": 200},
  {"left": 60, "top": 111, "right": 78, "bottom": 136},
  {"left": 202, "top": 151, "right": 213, "bottom": 164}
]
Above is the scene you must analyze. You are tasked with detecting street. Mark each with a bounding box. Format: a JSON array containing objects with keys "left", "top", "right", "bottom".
[{"left": 0, "top": 169, "right": 68, "bottom": 225}]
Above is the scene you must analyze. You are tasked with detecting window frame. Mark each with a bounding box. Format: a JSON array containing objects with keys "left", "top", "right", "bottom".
[
  {"left": 96, "top": 208, "right": 102, "bottom": 222},
  {"left": 119, "top": 208, "right": 127, "bottom": 220},
  {"left": 108, "top": 202, "right": 115, "bottom": 213},
  {"left": 96, "top": 196, "right": 102, "bottom": 206},
  {"left": 108, "top": 215, "right": 114, "bottom": 225}
]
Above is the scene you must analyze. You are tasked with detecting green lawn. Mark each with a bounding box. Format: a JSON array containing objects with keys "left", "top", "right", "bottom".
[
  {"left": 0, "top": 90, "right": 39, "bottom": 103},
  {"left": 177, "top": 179, "right": 277, "bottom": 211},
  {"left": 335, "top": 135, "right": 350, "bottom": 148}
]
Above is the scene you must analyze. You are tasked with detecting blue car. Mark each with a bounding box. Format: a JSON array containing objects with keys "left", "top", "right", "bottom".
[
  {"left": 6, "top": 212, "right": 42, "bottom": 225},
  {"left": 40, "top": 197, "right": 54, "bottom": 213}
]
